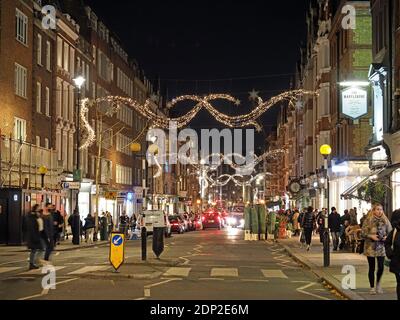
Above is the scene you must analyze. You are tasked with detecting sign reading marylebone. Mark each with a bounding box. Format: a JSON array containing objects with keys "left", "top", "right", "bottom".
[{"left": 341, "top": 87, "right": 368, "bottom": 120}]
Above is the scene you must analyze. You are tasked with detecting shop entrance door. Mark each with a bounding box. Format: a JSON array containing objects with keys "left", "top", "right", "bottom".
[{"left": 0, "top": 198, "right": 8, "bottom": 244}]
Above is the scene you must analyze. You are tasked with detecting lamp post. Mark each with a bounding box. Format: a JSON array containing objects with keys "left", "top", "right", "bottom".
[
  {"left": 72, "top": 76, "right": 85, "bottom": 219},
  {"left": 320, "top": 144, "right": 331, "bottom": 268}
]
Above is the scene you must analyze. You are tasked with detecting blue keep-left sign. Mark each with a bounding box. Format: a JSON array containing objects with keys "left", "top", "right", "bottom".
[{"left": 112, "top": 235, "right": 123, "bottom": 246}]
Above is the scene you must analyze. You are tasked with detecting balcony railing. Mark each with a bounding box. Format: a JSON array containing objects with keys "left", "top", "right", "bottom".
[{"left": 0, "top": 137, "right": 60, "bottom": 190}]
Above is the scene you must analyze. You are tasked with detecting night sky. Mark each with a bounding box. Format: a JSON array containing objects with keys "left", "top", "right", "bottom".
[{"left": 84, "top": 0, "right": 309, "bottom": 149}]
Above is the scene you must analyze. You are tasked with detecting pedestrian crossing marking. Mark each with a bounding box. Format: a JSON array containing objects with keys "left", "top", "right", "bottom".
[
  {"left": 163, "top": 267, "right": 191, "bottom": 278},
  {"left": 211, "top": 268, "right": 238, "bottom": 277},
  {"left": 0, "top": 267, "right": 23, "bottom": 274},
  {"left": 67, "top": 266, "right": 109, "bottom": 275},
  {"left": 19, "top": 266, "right": 65, "bottom": 275},
  {"left": 261, "top": 269, "right": 288, "bottom": 279}
]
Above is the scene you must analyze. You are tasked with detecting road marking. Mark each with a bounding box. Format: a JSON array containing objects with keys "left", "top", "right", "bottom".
[
  {"left": 143, "top": 278, "right": 182, "bottom": 298},
  {"left": 294, "top": 282, "right": 331, "bottom": 300},
  {"left": 0, "top": 259, "right": 29, "bottom": 266},
  {"left": 67, "top": 266, "right": 109, "bottom": 275},
  {"left": 240, "top": 279, "right": 269, "bottom": 283},
  {"left": 199, "top": 278, "right": 225, "bottom": 281},
  {"left": 179, "top": 257, "right": 190, "bottom": 265},
  {"left": 261, "top": 269, "right": 288, "bottom": 279},
  {"left": 211, "top": 268, "right": 238, "bottom": 277},
  {"left": 18, "top": 278, "right": 78, "bottom": 300},
  {"left": 163, "top": 267, "right": 191, "bottom": 278},
  {"left": 0, "top": 267, "right": 23, "bottom": 274},
  {"left": 65, "top": 263, "right": 86, "bottom": 265},
  {"left": 19, "top": 266, "right": 65, "bottom": 275},
  {"left": 55, "top": 252, "right": 60, "bottom": 256}
]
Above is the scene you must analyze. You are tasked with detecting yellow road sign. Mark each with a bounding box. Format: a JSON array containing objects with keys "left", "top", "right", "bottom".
[{"left": 109, "top": 233, "right": 125, "bottom": 271}]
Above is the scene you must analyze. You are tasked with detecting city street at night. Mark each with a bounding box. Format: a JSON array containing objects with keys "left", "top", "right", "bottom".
[
  {"left": 0, "top": 228, "right": 341, "bottom": 301},
  {"left": 1, "top": 0, "right": 400, "bottom": 310}
]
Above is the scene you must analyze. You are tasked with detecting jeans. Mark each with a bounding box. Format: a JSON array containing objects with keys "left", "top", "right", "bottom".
[
  {"left": 41, "top": 237, "right": 54, "bottom": 261},
  {"left": 331, "top": 232, "right": 340, "bottom": 250},
  {"left": 86, "top": 228, "right": 94, "bottom": 243},
  {"left": 29, "top": 249, "right": 42, "bottom": 266},
  {"left": 367, "top": 256, "right": 385, "bottom": 288}
]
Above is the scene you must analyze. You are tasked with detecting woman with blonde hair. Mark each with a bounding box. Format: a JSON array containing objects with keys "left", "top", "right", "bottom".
[{"left": 362, "top": 203, "right": 392, "bottom": 295}]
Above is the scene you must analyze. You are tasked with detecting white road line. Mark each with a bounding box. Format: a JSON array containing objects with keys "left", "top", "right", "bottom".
[
  {"left": 211, "top": 268, "right": 238, "bottom": 277},
  {"left": 295, "top": 282, "right": 331, "bottom": 300},
  {"left": 179, "top": 257, "right": 190, "bottom": 265},
  {"left": 19, "top": 266, "right": 66, "bottom": 275},
  {"left": 18, "top": 278, "right": 78, "bottom": 300},
  {"left": 163, "top": 267, "right": 191, "bottom": 278},
  {"left": 198, "top": 278, "right": 225, "bottom": 281},
  {"left": 261, "top": 269, "right": 288, "bottom": 279},
  {"left": 240, "top": 279, "right": 269, "bottom": 283},
  {"left": 143, "top": 278, "right": 182, "bottom": 298},
  {"left": 0, "top": 267, "right": 23, "bottom": 274},
  {"left": 67, "top": 266, "right": 109, "bottom": 275},
  {"left": 0, "top": 259, "right": 29, "bottom": 266}
]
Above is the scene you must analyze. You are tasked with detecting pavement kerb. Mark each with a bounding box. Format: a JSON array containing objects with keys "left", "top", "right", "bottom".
[
  {"left": 0, "top": 242, "right": 109, "bottom": 253},
  {"left": 77, "top": 271, "right": 163, "bottom": 280},
  {"left": 277, "top": 241, "right": 365, "bottom": 301}
]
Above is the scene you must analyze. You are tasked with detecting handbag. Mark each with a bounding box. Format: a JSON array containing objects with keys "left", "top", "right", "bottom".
[{"left": 385, "top": 228, "right": 397, "bottom": 267}]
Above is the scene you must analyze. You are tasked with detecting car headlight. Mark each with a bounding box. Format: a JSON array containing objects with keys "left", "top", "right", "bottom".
[
  {"left": 227, "top": 217, "right": 237, "bottom": 225},
  {"left": 240, "top": 219, "right": 245, "bottom": 225}
]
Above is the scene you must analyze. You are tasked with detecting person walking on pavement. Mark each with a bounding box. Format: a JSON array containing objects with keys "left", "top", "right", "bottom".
[
  {"left": 119, "top": 211, "right": 129, "bottom": 236},
  {"left": 302, "top": 206, "right": 316, "bottom": 251},
  {"left": 23, "top": 204, "right": 43, "bottom": 270},
  {"left": 362, "top": 203, "right": 392, "bottom": 295},
  {"left": 52, "top": 208, "right": 63, "bottom": 246},
  {"left": 329, "top": 207, "right": 341, "bottom": 251},
  {"left": 68, "top": 209, "right": 81, "bottom": 245},
  {"left": 99, "top": 212, "right": 108, "bottom": 241},
  {"left": 292, "top": 209, "right": 300, "bottom": 236},
  {"left": 106, "top": 211, "right": 114, "bottom": 239},
  {"left": 84, "top": 213, "right": 96, "bottom": 244},
  {"left": 339, "top": 209, "right": 351, "bottom": 250},
  {"left": 41, "top": 203, "right": 55, "bottom": 263},
  {"left": 385, "top": 209, "right": 400, "bottom": 300}
]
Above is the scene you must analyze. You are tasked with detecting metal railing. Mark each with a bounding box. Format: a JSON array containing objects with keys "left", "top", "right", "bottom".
[{"left": 0, "top": 136, "right": 60, "bottom": 189}]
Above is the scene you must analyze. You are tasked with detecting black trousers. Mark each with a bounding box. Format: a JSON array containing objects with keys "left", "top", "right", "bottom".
[
  {"left": 367, "top": 256, "right": 385, "bottom": 288},
  {"left": 42, "top": 237, "right": 54, "bottom": 261},
  {"left": 396, "top": 273, "right": 400, "bottom": 300},
  {"left": 304, "top": 228, "right": 313, "bottom": 246}
]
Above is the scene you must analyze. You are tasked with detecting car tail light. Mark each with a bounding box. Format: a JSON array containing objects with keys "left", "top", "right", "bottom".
[{"left": 202, "top": 216, "right": 205, "bottom": 221}]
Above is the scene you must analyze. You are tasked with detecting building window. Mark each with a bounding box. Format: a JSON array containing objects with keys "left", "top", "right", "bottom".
[
  {"left": 46, "top": 41, "right": 51, "bottom": 71},
  {"left": 62, "top": 82, "right": 68, "bottom": 120},
  {"left": 36, "top": 136, "right": 40, "bottom": 147},
  {"left": 37, "top": 34, "right": 42, "bottom": 65},
  {"left": 36, "top": 82, "right": 42, "bottom": 113},
  {"left": 56, "top": 80, "right": 62, "bottom": 117},
  {"left": 45, "top": 138, "right": 49, "bottom": 149},
  {"left": 15, "top": 63, "right": 27, "bottom": 98},
  {"left": 56, "top": 130, "right": 61, "bottom": 161},
  {"left": 57, "top": 37, "right": 63, "bottom": 68},
  {"left": 45, "top": 87, "right": 50, "bottom": 116},
  {"left": 70, "top": 47, "right": 75, "bottom": 77},
  {"left": 68, "top": 134, "right": 74, "bottom": 172},
  {"left": 16, "top": 9, "right": 28, "bottom": 45},
  {"left": 13, "top": 117, "right": 27, "bottom": 141},
  {"left": 63, "top": 42, "right": 69, "bottom": 72}
]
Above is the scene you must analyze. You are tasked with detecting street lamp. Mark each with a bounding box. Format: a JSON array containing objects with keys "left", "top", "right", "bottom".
[
  {"left": 72, "top": 75, "right": 85, "bottom": 240},
  {"left": 320, "top": 144, "right": 331, "bottom": 267}
]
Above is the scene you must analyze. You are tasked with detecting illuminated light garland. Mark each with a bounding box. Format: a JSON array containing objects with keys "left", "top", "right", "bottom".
[
  {"left": 79, "top": 90, "right": 315, "bottom": 137},
  {"left": 80, "top": 98, "right": 96, "bottom": 150}
]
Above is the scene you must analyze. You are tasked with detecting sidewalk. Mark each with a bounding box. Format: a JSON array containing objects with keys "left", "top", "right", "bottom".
[
  {"left": 0, "top": 239, "right": 109, "bottom": 253},
  {"left": 277, "top": 236, "right": 397, "bottom": 300}
]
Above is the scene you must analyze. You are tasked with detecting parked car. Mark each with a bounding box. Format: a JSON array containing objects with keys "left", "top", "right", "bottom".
[
  {"left": 179, "top": 213, "right": 191, "bottom": 232},
  {"left": 202, "top": 211, "right": 222, "bottom": 230},
  {"left": 192, "top": 214, "right": 203, "bottom": 230},
  {"left": 168, "top": 215, "right": 185, "bottom": 234}
]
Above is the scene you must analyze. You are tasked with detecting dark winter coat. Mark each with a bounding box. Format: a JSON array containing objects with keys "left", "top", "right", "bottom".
[
  {"left": 385, "top": 226, "right": 400, "bottom": 274},
  {"left": 301, "top": 212, "right": 316, "bottom": 230},
  {"left": 23, "top": 213, "right": 43, "bottom": 250},
  {"left": 84, "top": 216, "right": 95, "bottom": 230},
  {"left": 42, "top": 214, "right": 54, "bottom": 243},
  {"left": 52, "top": 211, "right": 63, "bottom": 233},
  {"left": 329, "top": 212, "right": 342, "bottom": 233}
]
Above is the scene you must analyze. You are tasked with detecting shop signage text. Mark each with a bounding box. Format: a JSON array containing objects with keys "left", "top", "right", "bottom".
[{"left": 341, "top": 87, "right": 368, "bottom": 120}]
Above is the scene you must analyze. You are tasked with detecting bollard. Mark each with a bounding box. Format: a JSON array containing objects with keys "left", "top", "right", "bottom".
[{"left": 141, "top": 227, "right": 147, "bottom": 261}]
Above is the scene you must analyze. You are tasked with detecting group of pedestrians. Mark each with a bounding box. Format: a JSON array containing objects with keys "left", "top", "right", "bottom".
[
  {"left": 288, "top": 203, "right": 400, "bottom": 299},
  {"left": 24, "top": 203, "right": 61, "bottom": 270}
]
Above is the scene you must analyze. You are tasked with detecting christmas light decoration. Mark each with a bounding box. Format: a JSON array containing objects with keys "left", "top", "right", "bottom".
[{"left": 80, "top": 98, "right": 96, "bottom": 150}]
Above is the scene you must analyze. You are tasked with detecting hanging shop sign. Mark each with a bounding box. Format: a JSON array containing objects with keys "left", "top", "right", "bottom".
[{"left": 341, "top": 87, "right": 368, "bottom": 120}]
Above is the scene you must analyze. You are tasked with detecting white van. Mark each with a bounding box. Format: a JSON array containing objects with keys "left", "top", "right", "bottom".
[{"left": 139, "top": 210, "right": 171, "bottom": 237}]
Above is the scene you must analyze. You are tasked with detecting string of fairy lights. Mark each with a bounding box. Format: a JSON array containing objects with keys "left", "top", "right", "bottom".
[{"left": 78, "top": 90, "right": 311, "bottom": 181}]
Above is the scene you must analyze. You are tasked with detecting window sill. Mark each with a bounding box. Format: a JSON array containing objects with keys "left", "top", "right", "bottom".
[
  {"left": 16, "top": 39, "right": 28, "bottom": 48},
  {"left": 15, "top": 94, "right": 28, "bottom": 100}
]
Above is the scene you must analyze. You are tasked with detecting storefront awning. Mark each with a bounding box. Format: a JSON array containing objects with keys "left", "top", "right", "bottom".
[
  {"left": 340, "top": 164, "right": 400, "bottom": 200},
  {"left": 340, "top": 168, "right": 385, "bottom": 201}
]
